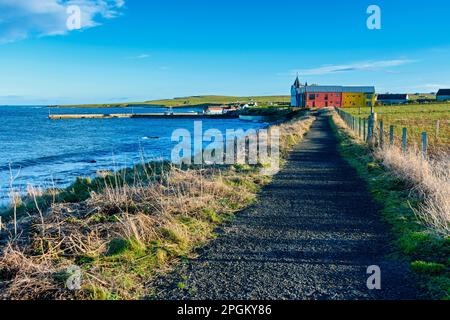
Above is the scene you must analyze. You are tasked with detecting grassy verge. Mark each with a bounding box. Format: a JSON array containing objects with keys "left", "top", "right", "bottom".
[
  {"left": 0, "top": 116, "right": 315, "bottom": 300},
  {"left": 330, "top": 113, "right": 450, "bottom": 300}
]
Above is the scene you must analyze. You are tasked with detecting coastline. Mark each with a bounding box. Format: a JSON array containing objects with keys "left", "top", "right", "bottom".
[{"left": 0, "top": 114, "right": 315, "bottom": 299}]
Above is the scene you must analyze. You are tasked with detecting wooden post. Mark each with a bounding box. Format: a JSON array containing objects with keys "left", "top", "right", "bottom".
[
  {"left": 402, "top": 128, "right": 407, "bottom": 154},
  {"left": 368, "top": 113, "right": 375, "bottom": 144},
  {"left": 435, "top": 120, "right": 440, "bottom": 141},
  {"left": 372, "top": 113, "right": 378, "bottom": 145},
  {"left": 379, "top": 121, "right": 384, "bottom": 147},
  {"left": 363, "top": 118, "right": 367, "bottom": 141},
  {"left": 359, "top": 118, "right": 362, "bottom": 138},
  {"left": 421, "top": 132, "right": 428, "bottom": 160},
  {"left": 389, "top": 125, "right": 394, "bottom": 146}
]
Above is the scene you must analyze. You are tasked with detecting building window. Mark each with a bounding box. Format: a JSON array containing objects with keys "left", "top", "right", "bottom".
[{"left": 309, "top": 94, "right": 315, "bottom": 100}]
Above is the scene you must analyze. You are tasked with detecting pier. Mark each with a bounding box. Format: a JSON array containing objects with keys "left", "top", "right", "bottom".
[{"left": 48, "top": 113, "right": 239, "bottom": 120}]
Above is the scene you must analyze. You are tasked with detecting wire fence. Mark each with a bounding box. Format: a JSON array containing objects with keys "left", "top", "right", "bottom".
[{"left": 335, "top": 108, "right": 439, "bottom": 159}]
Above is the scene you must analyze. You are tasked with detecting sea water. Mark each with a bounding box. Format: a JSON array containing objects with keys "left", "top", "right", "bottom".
[{"left": 0, "top": 106, "right": 265, "bottom": 207}]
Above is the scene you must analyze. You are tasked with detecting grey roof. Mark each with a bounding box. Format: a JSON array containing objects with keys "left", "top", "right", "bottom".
[
  {"left": 298, "top": 85, "right": 375, "bottom": 94},
  {"left": 341, "top": 86, "right": 375, "bottom": 93},
  {"left": 304, "top": 86, "right": 343, "bottom": 93}
]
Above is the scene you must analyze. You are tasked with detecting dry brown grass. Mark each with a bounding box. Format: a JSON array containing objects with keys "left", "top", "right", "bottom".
[
  {"left": 1, "top": 167, "right": 255, "bottom": 299},
  {"left": 0, "top": 115, "right": 315, "bottom": 300},
  {"left": 374, "top": 147, "right": 450, "bottom": 236},
  {"left": 333, "top": 111, "right": 450, "bottom": 236}
]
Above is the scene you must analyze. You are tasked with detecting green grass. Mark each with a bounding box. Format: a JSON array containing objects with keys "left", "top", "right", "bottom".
[
  {"left": 330, "top": 115, "right": 450, "bottom": 300},
  {"left": 342, "top": 103, "right": 450, "bottom": 146},
  {"left": 55, "top": 95, "right": 291, "bottom": 109}
]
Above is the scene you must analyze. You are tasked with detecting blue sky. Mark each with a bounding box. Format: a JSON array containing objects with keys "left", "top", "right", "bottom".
[{"left": 0, "top": 0, "right": 449, "bottom": 105}]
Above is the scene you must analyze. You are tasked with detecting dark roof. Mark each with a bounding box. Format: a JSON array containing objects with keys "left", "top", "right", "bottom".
[
  {"left": 293, "top": 76, "right": 301, "bottom": 88},
  {"left": 377, "top": 94, "right": 408, "bottom": 100},
  {"left": 437, "top": 89, "right": 450, "bottom": 96}
]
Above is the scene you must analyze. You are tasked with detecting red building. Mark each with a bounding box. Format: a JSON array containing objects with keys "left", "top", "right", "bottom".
[{"left": 304, "top": 86, "right": 342, "bottom": 108}]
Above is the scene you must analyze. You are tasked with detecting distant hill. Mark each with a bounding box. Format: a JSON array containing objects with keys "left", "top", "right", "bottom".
[{"left": 54, "top": 95, "right": 291, "bottom": 108}]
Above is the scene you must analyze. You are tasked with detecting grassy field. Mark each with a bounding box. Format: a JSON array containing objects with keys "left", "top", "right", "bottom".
[
  {"left": 56, "top": 95, "right": 291, "bottom": 108},
  {"left": 343, "top": 103, "right": 450, "bottom": 147}
]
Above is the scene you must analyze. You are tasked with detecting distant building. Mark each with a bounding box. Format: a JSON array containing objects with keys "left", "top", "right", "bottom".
[
  {"left": 290, "top": 76, "right": 375, "bottom": 108},
  {"left": 376, "top": 94, "right": 409, "bottom": 105},
  {"left": 436, "top": 89, "right": 450, "bottom": 102},
  {"left": 204, "top": 106, "right": 225, "bottom": 115},
  {"left": 239, "top": 102, "right": 258, "bottom": 109},
  {"left": 203, "top": 105, "right": 239, "bottom": 115}
]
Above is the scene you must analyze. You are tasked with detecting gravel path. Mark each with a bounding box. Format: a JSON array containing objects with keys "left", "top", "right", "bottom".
[{"left": 153, "top": 115, "right": 419, "bottom": 300}]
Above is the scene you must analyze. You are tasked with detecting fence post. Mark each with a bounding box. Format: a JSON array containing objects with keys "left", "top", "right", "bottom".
[
  {"left": 379, "top": 120, "right": 384, "bottom": 147},
  {"left": 363, "top": 118, "right": 366, "bottom": 142},
  {"left": 402, "top": 128, "right": 407, "bottom": 154},
  {"left": 435, "top": 120, "right": 440, "bottom": 141},
  {"left": 421, "top": 132, "right": 428, "bottom": 160},
  {"left": 368, "top": 113, "right": 376, "bottom": 144},
  {"left": 389, "top": 125, "right": 394, "bottom": 146},
  {"left": 359, "top": 118, "right": 362, "bottom": 138}
]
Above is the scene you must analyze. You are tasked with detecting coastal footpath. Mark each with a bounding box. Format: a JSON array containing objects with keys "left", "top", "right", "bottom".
[
  {"left": 152, "top": 115, "right": 419, "bottom": 299},
  {"left": 1, "top": 111, "right": 447, "bottom": 300}
]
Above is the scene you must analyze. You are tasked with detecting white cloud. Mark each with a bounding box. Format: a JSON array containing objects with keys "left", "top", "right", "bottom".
[
  {"left": 288, "top": 59, "right": 416, "bottom": 76},
  {"left": 125, "top": 53, "right": 151, "bottom": 60},
  {"left": 136, "top": 54, "right": 150, "bottom": 59},
  {"left": 0, "top": 0, "right": 125, "bottom": 44}
]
